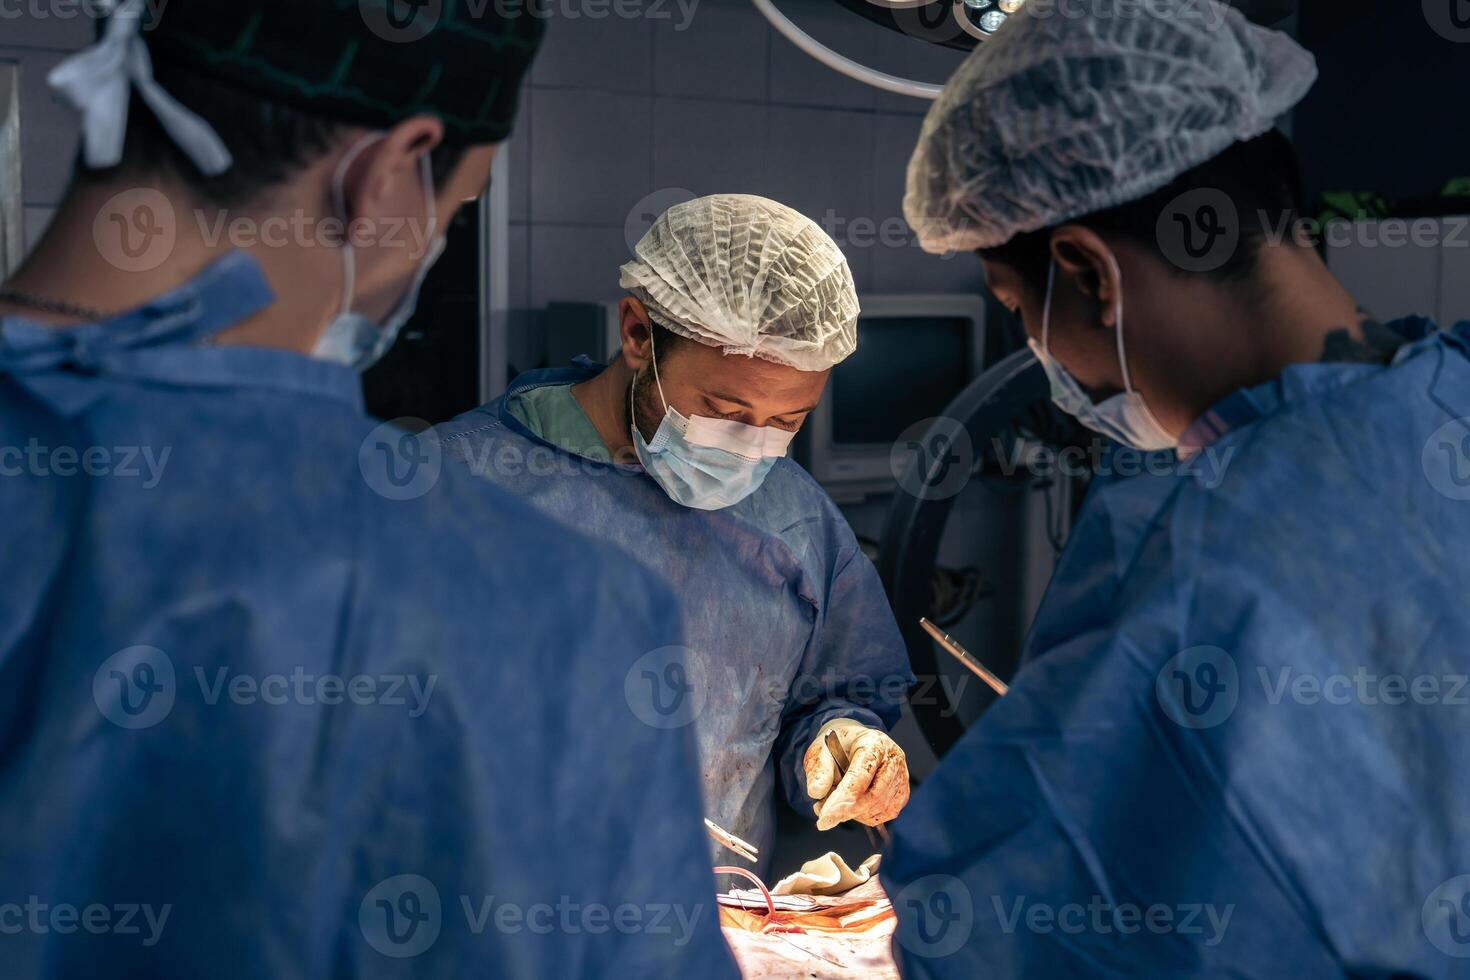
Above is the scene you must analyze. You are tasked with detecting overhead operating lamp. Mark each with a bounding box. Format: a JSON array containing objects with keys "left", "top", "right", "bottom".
[{"left": 749, "top": 0, "right": 1299, "bottom": 102}]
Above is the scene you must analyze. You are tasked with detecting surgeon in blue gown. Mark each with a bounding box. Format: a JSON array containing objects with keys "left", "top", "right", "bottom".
[
  {"left": 439, "top": 195, "right": 916, "bottom": 874},
  {"left": 886, "top": 1, "right": 1470, "bottom": 976},
  {"left": 0, "top": 4, "right": 735, "bottom": 976}
]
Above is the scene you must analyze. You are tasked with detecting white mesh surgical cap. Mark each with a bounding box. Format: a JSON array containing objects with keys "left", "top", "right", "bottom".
[
  {"left": 619, "top": 194, "right": 859, "bottom": 372},
  {"left": 904, "top": 0, "right": 1318, "bottom": 253}
]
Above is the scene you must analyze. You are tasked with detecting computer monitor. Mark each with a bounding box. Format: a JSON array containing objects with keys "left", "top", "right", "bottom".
[{"left": 805, "top": 294, "right": 987, "bottom": 494}]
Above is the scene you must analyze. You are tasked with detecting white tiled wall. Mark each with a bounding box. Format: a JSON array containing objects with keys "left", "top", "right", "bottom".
[
  {"left": 515, "top": 0, "right": 981, "bottom": 310},
  {"left": 1, "top": 12, "right": 88, "bottom": 253},
  {"left": 1440, "top": 226, "right": 1470, "bottom": 327},
  {"left": 1327, "top": 218, "right": 1470, "bottom": 326}
]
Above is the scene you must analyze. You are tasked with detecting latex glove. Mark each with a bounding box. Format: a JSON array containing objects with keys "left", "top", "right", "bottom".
[{"left": 803, "top": 718, "right": 910, "bottom": 831}]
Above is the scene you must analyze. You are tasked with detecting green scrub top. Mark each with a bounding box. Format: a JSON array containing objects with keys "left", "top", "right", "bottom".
[{"left": 505, "top": 382, "right": 612, "bottom": 462}]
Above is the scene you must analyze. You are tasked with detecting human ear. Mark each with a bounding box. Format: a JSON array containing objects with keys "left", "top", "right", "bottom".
[
  {"left": 619, "top": 297, "right": 654, "bottom": 370},
  {"left": 1050, "top": 226, "right": 1123, "bottom": 331},
  {"left": 343, "top": 118, "right": 443, "bottom": 219}
]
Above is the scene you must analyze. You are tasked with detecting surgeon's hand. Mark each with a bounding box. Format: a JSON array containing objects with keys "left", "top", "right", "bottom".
[{"left": 803, "top": 718, "right": 910, "bottom": 831}]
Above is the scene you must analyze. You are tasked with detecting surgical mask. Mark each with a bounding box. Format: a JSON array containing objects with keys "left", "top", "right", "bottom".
[
  {"left": 630, "top": 335, "right": 795, "bottom": 511},
  {"left": 1027, "top": 256, "right": 1177, "bottom": 452},
  {"left": 313, "top": 133, "right": 446, "bottom": 371}
]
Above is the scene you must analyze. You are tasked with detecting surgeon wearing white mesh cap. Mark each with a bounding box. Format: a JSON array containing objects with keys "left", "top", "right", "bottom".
[
  {"left": 438, "top": 194, "right": 915, "bottom": 873},
  {"left": 885, "top": 1, "right": 1470, "bottom": 977}
]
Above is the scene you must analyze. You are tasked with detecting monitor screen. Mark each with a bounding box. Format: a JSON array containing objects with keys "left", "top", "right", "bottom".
[{"left": 831, "top": 315, "right": 972, "bottom": 446}]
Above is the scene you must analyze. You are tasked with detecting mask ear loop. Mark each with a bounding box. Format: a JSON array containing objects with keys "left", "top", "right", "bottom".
[
  {"left": 330, "top": 133, "right": 388, "bottom": 320},
  {"left": 629, "top": 319, "right": 672, "bottom": 441},
  {"left": 1105, "top": 249, "right": 1174, "bottom": 445},
  {"left": 416, "top": 151, "right": 440, "bottom": 253},
  {"left": 1041, "top": 260, "right": 1057, "bottom": 358},
  {"left": 1103, "top": 250, "right": 1134, "bottom": 395},
  {"left": 647, "top": 324, "right": 670, "bottom": 411}
]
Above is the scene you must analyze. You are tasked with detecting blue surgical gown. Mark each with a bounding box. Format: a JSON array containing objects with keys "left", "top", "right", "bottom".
[
  {"left": 886, "top": 318, "right": 1470, "bottom": 977},
  {"left": 437, "top": 361, "right": 914, "bottom": 874},
  {"left": 0, "top": 254, "right": 738, "bottom": 979}
]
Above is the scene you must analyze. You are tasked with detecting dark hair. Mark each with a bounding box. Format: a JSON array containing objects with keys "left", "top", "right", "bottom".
[
  {"left": 981, "top": 129, "right": 1304, "bottom": 287},
  {"left": 78, "top": 61, "right": 467, "bottom": 208},
  {"left": 647, "top": 317, "right": 690, "bottom": 361}
]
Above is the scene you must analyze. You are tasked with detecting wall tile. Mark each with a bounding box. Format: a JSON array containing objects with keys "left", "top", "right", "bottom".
[
  {"left": 651, "top": 97, "right": 766, "bottom": 197},
  {"left": 0, "top": 9, "right": 94, "bottom": 52},
  {"left": 870, "top": 23, "right": 969, "bottom": 114},
  {"left": 764, "top": 106, "right": 873, "bottom": 231},
  {"left": 531, "top": 6, "right": 653, "bottom": 93},
  {"left": 507, "top": 222, "right": 531, "bottom": 313},
  {"left": 529, "top": 88, "right": 652, "bottom": 226},
  {"left": 767, "top": 0, "right": 876, "bottom": 111},
  {"left": 1327, "top": 223, "right": 1443, "bottom": 323},
  {"left": 871, "top": 234, "right": 982, "bottom": 294},
  {"left": 506, "top": 86, "right": 532, "bottom": 223},
  {"left": 865, "top": 111, "right": 982, "bottom": 292},
  {"left": 652, "top": 0, "right": 769, "bottom": 102},
  {"left": 2, "top": 47, "right": 79, "bottom": 207},
  {"left": 872, "top": 112, "right": 919, "bottom": 221},
  {"left": 1442, "top": 221, "right": 1470, "bottom": 326},
  {"left": 529, "top": 224, "right": 632, "bottom": 307}
]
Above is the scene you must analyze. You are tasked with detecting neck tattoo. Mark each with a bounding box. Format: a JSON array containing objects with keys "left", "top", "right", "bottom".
[{"left": 1319, "top": 310, "right": 1405, "bottom": 365}]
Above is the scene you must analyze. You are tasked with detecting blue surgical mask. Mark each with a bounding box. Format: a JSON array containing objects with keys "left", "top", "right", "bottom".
[
  {"left": 630, "top": 335, "right": 795, "bottom": 511},
  {"left": 1027, "top": 256, "right": 1177, "bottom": 452},
  {"left": 313, "top": 133, "right": 446, "bottom": 372}
]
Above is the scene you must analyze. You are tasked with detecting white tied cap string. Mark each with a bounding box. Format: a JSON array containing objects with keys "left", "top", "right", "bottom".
[{"left": 48, "top": 0, "right": 233, "bottom": 177}]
